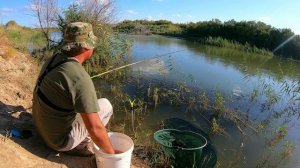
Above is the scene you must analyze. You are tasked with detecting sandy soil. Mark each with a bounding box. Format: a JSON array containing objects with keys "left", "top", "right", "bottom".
[{"left": 0, "top": 45, "right": 149, "bottom": 168}]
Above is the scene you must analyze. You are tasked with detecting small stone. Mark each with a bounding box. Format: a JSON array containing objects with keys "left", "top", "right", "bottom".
[
  {"left": 16, "top": 92, "right": 22, "bottom": 98},
  {"left": 10, "top": 112, "right": 22, "bottom": 119},
  {"left": 16, "top": 92, "right": 25, "bottom": 99}
]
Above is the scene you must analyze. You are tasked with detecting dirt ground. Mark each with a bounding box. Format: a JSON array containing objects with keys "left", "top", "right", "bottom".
[{"left": 0, "top": 45, "right": 149, "bottom": 168}]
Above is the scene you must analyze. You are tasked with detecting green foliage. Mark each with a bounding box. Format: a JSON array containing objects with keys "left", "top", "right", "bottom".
[
  {"left": 64, "top": 4, "right": 87, "bottom": 23},
  {"left": 199, "top": 36, "right": 273, "bottom": 56},
  {"left": 58, "top": 3, "right": 132, "bottom": 78},
  {"left": 2, "top": 21, "right": 46, "bottom": 53},
  {"left": 115, "top": 19, "right": 182, "bottom": 35},
  {"left": 214, "top": 92, "right": 225, "bottom": 114},
  {"left": 116, "top": 19, "right": 300, "bottom": 59}
]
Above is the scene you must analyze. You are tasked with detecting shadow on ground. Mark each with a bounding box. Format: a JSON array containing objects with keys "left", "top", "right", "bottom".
[{"left": 0, "top": 101, "right": 97, "bottom": 168}]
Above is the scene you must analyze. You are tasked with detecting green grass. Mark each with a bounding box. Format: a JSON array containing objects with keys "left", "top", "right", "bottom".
[
  {"left": 2, "top": 24, "right": 46, "bottom": 53},
  {"left": 198, "top": 36, "right": 273, "bottom": 56},
  {"left": 85, "top": 33, "right": 133, "bottom": 79}
]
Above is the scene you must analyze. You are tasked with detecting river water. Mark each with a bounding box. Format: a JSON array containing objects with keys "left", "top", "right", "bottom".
[
  {"left": 100, "top": 35, "right": 300, "bottom": 168},
  {"left": 49, "top": 30, "right": 299, "bottom": 167},
  {"left": 49, "top": 29, "right": 300, "bottom": 168}
]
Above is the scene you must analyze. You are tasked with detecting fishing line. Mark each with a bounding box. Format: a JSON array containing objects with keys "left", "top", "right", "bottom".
[{"left": 90, "top": 49, "right": 185, "bottom": 79}]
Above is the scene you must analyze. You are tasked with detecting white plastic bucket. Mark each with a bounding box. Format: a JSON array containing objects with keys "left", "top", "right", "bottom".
[{"left": 93, "top": 132, "right": 134, "bottom": 168}]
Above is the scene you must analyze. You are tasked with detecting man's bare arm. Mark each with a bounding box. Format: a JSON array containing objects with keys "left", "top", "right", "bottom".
[{"left": 80, "top": 112, "right": 115, "bottom": 154}]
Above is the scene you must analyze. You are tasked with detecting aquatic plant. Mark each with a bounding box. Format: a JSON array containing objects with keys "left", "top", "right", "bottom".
[
  {"left": 153, "top": 87, "right": 159, "bottom": 108},
  {"left": 210, "top": 118, "right": 226, "bottom": 136},
  {"left": 214, "top": 92, "right": 225, "bottom": 116},
  {"left": 186, "top": 96, "right": 196, "bottom": 113},
  {"left": 129, "top": 98, "right": 135, "bottom": 132},
  {"left": 200, "top": 92, "right": 209, "bottom": 109},
  {"left": 266, "top": 124, "right": 288, "bottom": 147},
  {"left": 281, "top": 141, "right": 295, "bottom": 159}
]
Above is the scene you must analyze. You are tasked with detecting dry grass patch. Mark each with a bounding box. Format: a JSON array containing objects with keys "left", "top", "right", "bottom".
[{"left": 2, "top": 47, "right": 17, "bottom": 60}]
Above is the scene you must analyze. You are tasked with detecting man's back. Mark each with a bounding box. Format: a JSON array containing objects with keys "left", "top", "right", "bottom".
[
  {"left": 32, "top": 53, "right": 99, "bottom": 150},
  {"left": 32, "top": 22, "right": 116, "bottom": 155}
]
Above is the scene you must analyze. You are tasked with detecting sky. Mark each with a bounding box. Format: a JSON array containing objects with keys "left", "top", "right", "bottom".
[{"left": 0, "top": 0, "right": 299, "bottom": 34}]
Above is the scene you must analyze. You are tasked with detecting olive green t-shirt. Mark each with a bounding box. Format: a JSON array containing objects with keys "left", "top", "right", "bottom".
[{"left": 32, "top": 53, "right": 100, "bottom": 150}]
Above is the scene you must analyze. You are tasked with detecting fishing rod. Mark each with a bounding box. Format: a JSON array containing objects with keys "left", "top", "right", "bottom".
[{"left": 90, "top": 49, "right": 185, "bottom": 79}]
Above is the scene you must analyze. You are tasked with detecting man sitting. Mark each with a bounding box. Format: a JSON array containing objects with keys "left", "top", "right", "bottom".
[{"left": 32, "top": 22, "right": 117, "bottom": 156}]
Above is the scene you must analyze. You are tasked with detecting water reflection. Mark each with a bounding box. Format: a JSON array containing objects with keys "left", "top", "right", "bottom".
[
  {"left": 130, "top": 35, "right": 300, "bottom": 79},
  {"left": 98, "top": 35, "right": 300, "bottom": 167},
  {"left": 132, "top": 59, "right": 168, "bottom": 74},
  {"left": 130, "top": 35, "right": 299, "bottom": 117}
]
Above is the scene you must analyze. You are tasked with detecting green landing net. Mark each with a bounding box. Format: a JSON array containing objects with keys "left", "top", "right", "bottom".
[{"left": 154, "top": 118, "right": 217, "bottom": 168}]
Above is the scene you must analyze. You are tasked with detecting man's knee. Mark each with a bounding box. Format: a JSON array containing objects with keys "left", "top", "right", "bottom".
[{"left": 98, "top": 98, "right": 113, "bottom": 115}]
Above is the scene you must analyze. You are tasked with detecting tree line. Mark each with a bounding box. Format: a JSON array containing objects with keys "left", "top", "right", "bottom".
[{"left": 115, "top": 19, "right": 300, "bottom": 60}]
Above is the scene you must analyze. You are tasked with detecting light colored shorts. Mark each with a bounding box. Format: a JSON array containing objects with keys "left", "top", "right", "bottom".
[{"left": 58, "top": 98, "right": 113, "bottom": 151}]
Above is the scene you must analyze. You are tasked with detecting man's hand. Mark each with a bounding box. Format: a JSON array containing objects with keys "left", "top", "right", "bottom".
[
  {"left": 114, "top": 149, "right": 123, "bottom": 154},
  {"left": 80, "top": 112, "right": 115, "bottom": 154}
]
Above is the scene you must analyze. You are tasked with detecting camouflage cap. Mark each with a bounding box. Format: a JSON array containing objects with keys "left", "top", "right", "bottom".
[{"left": 62, "top": 22, "right": 97, "bottom": 51}]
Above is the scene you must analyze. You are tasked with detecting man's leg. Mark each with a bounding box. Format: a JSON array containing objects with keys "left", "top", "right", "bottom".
[{"left": 58, "top": 98, "right": 113, "bottom": 152}]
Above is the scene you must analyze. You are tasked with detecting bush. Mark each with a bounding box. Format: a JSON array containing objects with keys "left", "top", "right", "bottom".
[
  {"left": 5, "top": 20, "right": 19, "bottom": 28},
  {"left": 198, "top": 36, "right": 273, "bottom": 56},
  {"left": 58, "top": 3, "right": 132, "bottom": 78}
]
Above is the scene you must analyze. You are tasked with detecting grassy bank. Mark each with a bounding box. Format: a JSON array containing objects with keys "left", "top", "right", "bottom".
[
  {"left": 115, "top": 19, "right": 300, "bottom": 59},
  {"left": 1, "top": 22, "right": 46, "bottom": 53},
  {"left": 168, "top": 35, "right": 274, "bottom": 56}
]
